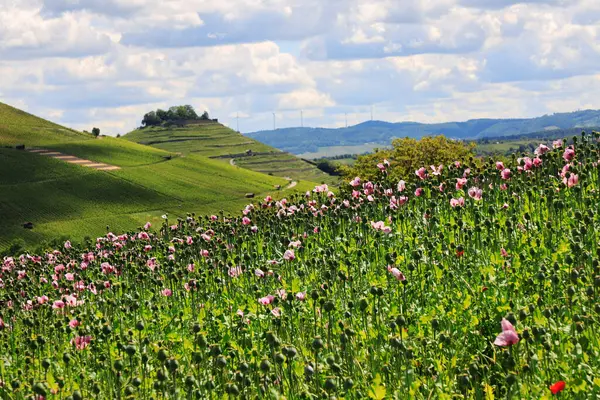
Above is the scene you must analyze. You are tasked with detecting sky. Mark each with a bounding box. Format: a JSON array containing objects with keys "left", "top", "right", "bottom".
[{"left": 2, "top": 0, "right": 600, "bottom": 135}]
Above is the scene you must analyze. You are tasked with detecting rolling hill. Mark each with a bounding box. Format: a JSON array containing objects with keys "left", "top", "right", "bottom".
[
  {"left": 123, "top": 122, "right": 334, "bottom": 183},
  {"left": 0, "top": 102, "right": 310, "bottom": 249},
  {"left": 247, "top": 109, "right": 600, "bottom": 156}
]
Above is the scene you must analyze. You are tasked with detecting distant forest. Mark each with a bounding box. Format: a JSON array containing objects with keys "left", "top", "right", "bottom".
[{"left": 141, "top": 105, "right": 210, "bottom": 127}]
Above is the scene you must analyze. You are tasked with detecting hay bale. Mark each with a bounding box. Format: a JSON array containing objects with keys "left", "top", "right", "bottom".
[{"left": 245, "top": 193, "right": 255, "bottom": 198}]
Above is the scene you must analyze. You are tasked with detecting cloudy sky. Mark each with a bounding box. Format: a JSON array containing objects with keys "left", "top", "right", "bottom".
[{"left": 2, "top": 0, "right": 600, "bottom": 135}]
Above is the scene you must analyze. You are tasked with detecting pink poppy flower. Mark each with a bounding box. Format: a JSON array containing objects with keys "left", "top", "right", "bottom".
[
  {"left": 456, "top": 178, "right": 468, "bottom": 190},
  {"left": 350, "top": 177, "right": 361, "bottom": 187},
  {"left": 69, "top": 319, "right": 80, "bottom": 328},
  {"left": 228, "top": 266, "right": 243, "bottom": 278},
  {"left": 242, "top": 217, "right": 251, "bottom": 225},
  {"left": 494, "top": 318, "right": 519, "bottom": 346},
  {"left": 495, "top": 161, "right": 505, "bottom": 170},
  {"left": 296, "top": 292, "right": 306, "bottom": 301},
  {"left": 255, "top": 269, "right": 265, "bottom": 278},
  {"left": 501, "top": 169, "right": 511, "bottom": 180},
  {"left": 251, "top": 226, "right": 258, "bottom": 233},
  {"left": 415, "top": 188, "right": 423, "bottom": 197},
  {"left": 144, "top": 222, "right": 151, "bottom": 230},
  {"left": 161, "top": 288, "right": 172, "bottom": 297},
  {"left": 283, "top": 249, "right": 295, "bottom": 261},
  {"left": 387, "top": 266, "right": 406, "bottom": 281},
  {"left": 468, "top": 187, "right": 483, "bottom": 201},
  {"left": 397, "top": 180, "right": 406, "bottom": 192},
  {"left": 64, "top": 240, "right": 72, "bottom": 249},
  {"left": 450, "top": 197, "right": 465, "bottom": 208},
  {"left": 377, "top": 163, "right": 386, "bottom": 172},
  {"left": 552, "top": 139, "right": 563, "bottom": 149},
  {"left": 289, "top": 240, "right": 302, "bottom": 248},
  {"left": 52, "top": 300, "right": 65, "bottom": 309},
  {"left": 430, "top": 164, "right": 443, "bottom": 176},
  {"left": 415, "top": 167, "right": 427, "bottom": 180},
  {"left": 501, "top": 248, "right": 508, "bottom": 257},
  {"left": 276, "top": 289, "right": 287, "bottom": 299},
  {"left": 563, "top": 147, "right": 575, "bottom": 162},
  {"left": 258, "top": 295, "right": 275, "bottom": 305},
  {"left": 533, "top": 157, "right": 542, "bottom": 167},
  {"left": 71, "top": 335, "right": 92, "bottom": 350},
  {"left": 65, "top": 273, "right": 74, "bottom": 281},
  {"left": 535, "top": 144, "right": 549, "bottom": 155},
  {"left": 271, "top": 308, "right": 281, "bottom": 317},
  {"left": 564, "top": 174, "right": 578, "bottom": 188}
]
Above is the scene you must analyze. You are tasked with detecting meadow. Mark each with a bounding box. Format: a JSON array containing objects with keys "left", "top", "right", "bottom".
[{"left": 1, "top": 133, "right": 598, "bottom": 399}]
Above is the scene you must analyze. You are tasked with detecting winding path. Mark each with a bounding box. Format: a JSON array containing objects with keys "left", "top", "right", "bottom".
[{"left": 27, "top": 149, "right": 121, "bottom": 171}]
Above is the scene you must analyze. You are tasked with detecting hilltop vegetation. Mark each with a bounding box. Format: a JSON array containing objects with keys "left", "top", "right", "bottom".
[
  {"left": 141, "top": 105, "right": 212, "bottom": 128},
  {"left": 125, "top": 123, "right": 335, "bottom": 184},
  {"left": 0, "top": 103, "right": 301, "bottom": 250},
  {"left": 1, "top": 132, "right": 598, "bottom": 399},
  {"left": 247, "top": 109, "right": 600, "bottom": 155}
]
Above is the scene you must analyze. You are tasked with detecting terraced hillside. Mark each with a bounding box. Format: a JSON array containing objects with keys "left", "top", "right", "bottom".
[
  {"left": 0, "top": 103, "right": 305, "bottom": 249},
  {"left": 124, "top": 122, "right": 335, "bottom": 183}
]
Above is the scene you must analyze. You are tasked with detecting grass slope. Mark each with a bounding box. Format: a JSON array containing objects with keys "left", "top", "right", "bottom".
[
  {"left": 124, "top": 123, "right": 334, "bottom": 184},
  {"left": 0, "top": 102, "right": 90, "bottom": 145},
  {"left": 0, "top": 104, "right": 296, "bottom": 249}
]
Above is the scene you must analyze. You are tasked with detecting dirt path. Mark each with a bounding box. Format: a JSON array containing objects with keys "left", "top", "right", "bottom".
[
  {"left": 27, "top": 149, "right": 121, "bottom": 171},
  {"left": 283, "top": 176, "right": 297, "bottom": 189}
]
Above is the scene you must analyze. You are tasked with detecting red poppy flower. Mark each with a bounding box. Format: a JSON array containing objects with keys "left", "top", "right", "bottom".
[{"left": 549, "top": 381, "right": 565, "bottom": 395}]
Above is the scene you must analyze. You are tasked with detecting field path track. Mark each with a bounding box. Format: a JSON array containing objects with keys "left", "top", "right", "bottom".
[{"left": 26, "top": 148, "right": 121, "bottom": 171}]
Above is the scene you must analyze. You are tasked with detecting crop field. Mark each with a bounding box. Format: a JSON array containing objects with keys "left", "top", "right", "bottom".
[
  {"left": 124, "top": 124, "right": 335, "bottom": 184},
  {"left": 1, "top": 133, "right": 598, "bottom": 398},
  {"left": 45, "top": 138, "right": 173, "bottom": 167}
]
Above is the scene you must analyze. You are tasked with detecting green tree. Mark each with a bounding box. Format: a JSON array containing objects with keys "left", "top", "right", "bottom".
[
  {"left": 141, "top": 111, "right": 161, "bottom": 127},
  {"left": 200, "top": 111, "right": 210, "bottom": 120},
  {"left": 341, "top": 135, "right": 475, "bottom": 183},
  {"left": 91, "top": 127, "right": 100, "bottom": 137}
]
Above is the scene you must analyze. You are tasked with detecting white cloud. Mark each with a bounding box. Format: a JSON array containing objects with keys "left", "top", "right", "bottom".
[{"left": 1, "top": 0, "right": 600, "bottom": 134}]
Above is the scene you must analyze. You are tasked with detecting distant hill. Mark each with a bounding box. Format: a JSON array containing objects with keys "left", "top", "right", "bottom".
[
  {"left": 0, "top": 102, "right": 302, "bottom": 249},
  {"left": 246, "top": 110, "right": 600, "bottom": 155},
  {"left": 124, "top": 122, "right": 334, "bottom": 184}
]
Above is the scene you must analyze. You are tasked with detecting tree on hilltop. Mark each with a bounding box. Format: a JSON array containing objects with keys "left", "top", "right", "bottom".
[{"left": 141, "top": 105, "right": 209, "bottom": 127}]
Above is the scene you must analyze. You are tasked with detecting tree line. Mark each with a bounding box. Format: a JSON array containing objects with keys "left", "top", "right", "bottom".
[{"left": 141, "top": 105, "right": 210, "bottom": 127}]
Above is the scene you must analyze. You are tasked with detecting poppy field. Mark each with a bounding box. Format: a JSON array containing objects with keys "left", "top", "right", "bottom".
[{"left": 1, "top": 133, "right": 600, "bottom": 399}]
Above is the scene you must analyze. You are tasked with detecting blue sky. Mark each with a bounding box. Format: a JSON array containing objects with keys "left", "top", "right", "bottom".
[{"left": 1, "top": 0, "right": 600, "bottom": 135}]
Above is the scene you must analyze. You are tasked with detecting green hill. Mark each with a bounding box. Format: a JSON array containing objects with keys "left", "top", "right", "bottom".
[
  {"left": 124, "top": 122, "right": 334, "bottom": 183},
  {"left": 0, "top": 102, "right": 91, "bottom": 145},
  {"left": 0, "top": 102, "right": 307, "bottom": 249}
]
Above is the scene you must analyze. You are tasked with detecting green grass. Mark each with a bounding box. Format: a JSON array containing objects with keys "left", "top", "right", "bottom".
[
  {"left": 0, "top": 105, "right": 307, "bottom": 249},
  {"left": 45, "top": 137, "right": 175, "bottom": 167},
  {"left": 0, "top": 102, "right": 91, "bottom": 146},
  {"left": 124, "top": 123, "right": 335, "bottom": 184}
]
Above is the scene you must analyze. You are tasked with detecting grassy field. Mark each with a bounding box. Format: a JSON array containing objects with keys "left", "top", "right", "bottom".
[
  {"left": 124, "top": 123, "right": 335, "bottom": 184},
  {"left": 0, "top": 104, "right": 306, "bottom": 249}
]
